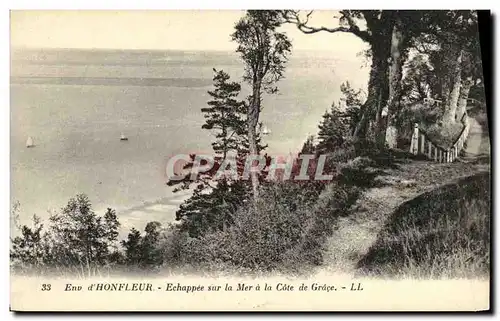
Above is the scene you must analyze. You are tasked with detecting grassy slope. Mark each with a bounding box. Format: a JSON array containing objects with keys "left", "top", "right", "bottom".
[
  {"left": 357, "top": 171, "right": 490, "bottom": 279},
  {"left": 319, "top": 158, "right": 490, "bottom": 277}
]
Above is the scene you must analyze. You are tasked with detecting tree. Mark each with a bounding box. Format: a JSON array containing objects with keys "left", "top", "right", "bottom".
[
  {"left": 283, "top": 10, "right": 396, "bottom": 144},
  {"left": 48, "top": 194, "right": 120, "bottom": 267},
  {"left": 202, "top": 69, "right": 247, "bottom": 160},
  {"left": 300, "top": 135, "right": 316, "bottom": 154},
  {"left": 121, "top": 222, "right": 164, "bottom": 268},
  {"left": 166, "top": 66, "right": 269, "bottom": 238},
  {"left": 411, "top": 11, "right": 481, "bottom": 126},
  {"left": 315, "top": 82, "right": 363, "bottom": 154},
  {"left": 166, "top": 69, "right": 265, "bottom": 193},
  {"left": 400, "top": 53, "right": 436, "bottom": 104},
  {"left": 284, "top": 10, "right": 481, "bottom": 148},
  {"left": 175, "top": 179, "right": 250, "bottom": 238},
  {"left": 232, "top": 10, "right": 292, "bottom": 198},
  {"left": 316, "top": 105, "right": 349, "bottom": 154},
  {"left": 10, "top": 214, "right": 47, "bottom": 269},
  {"left": 121, "top": 228, "right": 143, "bottom": 265},
  {"left": 339, "top": 81, "right": 364, "bottom": 135},
  {"left": 382, "top": 14, "right": 410, "bottom": 148},
  {"left": 140, "top": 221, "right": 163, "bottom": 267}
]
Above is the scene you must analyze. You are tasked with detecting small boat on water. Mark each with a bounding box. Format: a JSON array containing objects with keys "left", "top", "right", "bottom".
[
  {"left": 26, "top": 136, "right": 34, "bottom": 148},
  {"left": 261, "top": 125, "right": 271, "bottom": 136},
  {"left": 120, "top": 133, "right": 128, "bottom": 141}
]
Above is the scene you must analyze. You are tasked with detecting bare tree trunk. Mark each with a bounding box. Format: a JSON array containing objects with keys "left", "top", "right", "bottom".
[
  {"left": 353, "top": 45, "right": 389, "bottom": 141},
  {"left": 441, "top": 46, "right": 463, "bottom": 125},
  {"left": 248, "top": 79, "right": 262, "bottom": 198},
  {"left": 383, "top": 17, "right": 406, "bottom": 149},
  {"left": 457, "top": 75, "right": 473, "bottom": 122}
]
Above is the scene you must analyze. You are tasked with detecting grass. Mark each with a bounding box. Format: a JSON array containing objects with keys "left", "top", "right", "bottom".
[{"left": 356, "top": 171, "right": 490, "bottom": 279}]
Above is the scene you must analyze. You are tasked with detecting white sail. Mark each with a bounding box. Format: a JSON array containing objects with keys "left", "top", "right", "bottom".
[
  {"left": 261, "top": 126, "right": 271, "bottom": 135},
  {"left": 26, "top": 136, "right": 34, "bottom": 148}
]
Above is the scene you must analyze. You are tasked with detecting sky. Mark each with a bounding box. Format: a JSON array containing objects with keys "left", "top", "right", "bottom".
[{"left": 10, "top": 10, "right": 367, "bottom": 54}]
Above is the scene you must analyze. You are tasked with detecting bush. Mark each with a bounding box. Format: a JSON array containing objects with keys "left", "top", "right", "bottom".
[
  {"left": 10, "top": 215, "right": 48, "bottom": 271},
  {"left": 178, "top": 182, "right": 316, "bottom": 271},
  {"left": 337, "top": 156, "right": 381, "bottom": 188},
  {"left": 396, "top": 100, "right": 442, "bottom": 149},
  {"left": 424, "top": 122, "right": 464, "bottom": 149},
  {"left": 175, "top": 180, "right": 251, "bottom": 238},
  {"left": 166, "top": 178, "right": 362, "bottom": 274}
]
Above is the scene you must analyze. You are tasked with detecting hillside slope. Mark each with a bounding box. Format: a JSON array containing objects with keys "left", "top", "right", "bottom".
[{"left": 319, "top": 113, "right": 490, "bottom": 277}]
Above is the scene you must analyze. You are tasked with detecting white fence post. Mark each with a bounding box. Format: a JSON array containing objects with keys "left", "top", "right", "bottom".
[{"left": 410, "top": 123, "right": 419, "bottom": 155}]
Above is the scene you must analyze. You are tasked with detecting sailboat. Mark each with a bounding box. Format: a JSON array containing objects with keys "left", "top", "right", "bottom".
[
  {"left": 26, "top": 136, "right": 34, "bottom": 148},
  {"left": 261, "top": 125, "right": 271, "bottom": 136},
  {"left": 120, "top": 132, "right": 128, "bottom": 141}
]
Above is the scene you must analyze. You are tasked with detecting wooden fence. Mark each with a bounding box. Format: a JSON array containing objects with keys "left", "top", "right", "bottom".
[{"left": 409, "top": 112, "right": 470, "bottom": 163}]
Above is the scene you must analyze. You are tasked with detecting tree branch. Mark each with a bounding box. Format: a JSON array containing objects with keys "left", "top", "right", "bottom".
[{"left": 283, "top": 10, "right": 372, "bottom": 43}]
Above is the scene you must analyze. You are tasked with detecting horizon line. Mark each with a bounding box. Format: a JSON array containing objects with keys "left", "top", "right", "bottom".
[{"left": 10, "top": 45, "right": 340, "bottom": 54}]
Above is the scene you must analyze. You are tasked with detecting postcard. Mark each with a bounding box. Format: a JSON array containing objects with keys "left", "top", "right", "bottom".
[{"left": 9, "top": 9, "right": 491, "bottom": 312}]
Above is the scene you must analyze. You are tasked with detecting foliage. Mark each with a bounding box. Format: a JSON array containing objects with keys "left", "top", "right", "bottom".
[
  {"left": 175, "top": 180, "right": 251, "bottom": 238},
  {"left": 167, "top": 69, "right": 257, "bottom": 192},
  {"left": 11, "top": 10, "right": 488, "bottom": 279},
  {"left": 122, "top": 221, "right": 164, "bottom": 268},
  {"left": 232, "top": 10, "right": 293, "bottom": 94},
  {"left": 10, "top": 194, "right": 124, "bottom": 273},
  {"left": 10, "top": 215, "right": 48, "bottom": 269},
  {"left": 46, "top": 195, "right": 121, "bottom": 267},
  {"left": 121, "top": 228, "right": 142, "bottom": 265},
  {"left": 166, "top": 67, "right": 266, "bottom": 237},
  {"left": 339, "top": 81, "right": 364, "bottom": 133},
  {"left": 313, "top": 82, "right": 364, "bottom": 155},
  {"left": 400, "top": 53, "right": 437, "bottom": 104},
  {"left": 166, "top": 181, "right": 324, "bottom": 271},
  {"left": 10, "top": 194, "right": 171, "bottom": 273},
  {"left": 202, "top": 69, "right": 247, "bottom": 159},
  {"left": 316, "top": 106, "right": 350, "bottom": 154},
  {"left": 165, "top": 162, "right": 370, "bottom": 273},
  {"left": 300, "top": 135, "right": 316, "bottom": 154}
]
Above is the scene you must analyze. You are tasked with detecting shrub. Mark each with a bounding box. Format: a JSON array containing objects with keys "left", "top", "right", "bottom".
[
  {"left": 166, "top": 178, "right": 362, "bottom": 274},
  {"left": 337, "top": 156, "right": 381, "bottom": 188},
  {"left": 175, "top": 180, "right": 251, "bottom": 238},
  {"left": 10, "top": 215, "right": 49, "bottom": 271},
  {"left": 424, "top": 122, "right": 464, "bottom": 149},
  {"left": 396, "top": 100, "right": 442, "bottom": 149},
  {"left": 197, "top": 182, "right": 316, "bottom": 271}
]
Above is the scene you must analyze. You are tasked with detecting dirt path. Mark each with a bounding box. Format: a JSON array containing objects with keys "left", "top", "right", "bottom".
[
  {"left": 463, "top": 116, "right": 490, "bottom": 157},
  {"left": 320, "top": 163, "right": 489, "bottom": 275},
  {"left": 320, "top": 184, "right": 421, "bottom": 273},
  {"left": 319, "top": 113, "right": 490, "bottom": 275}
]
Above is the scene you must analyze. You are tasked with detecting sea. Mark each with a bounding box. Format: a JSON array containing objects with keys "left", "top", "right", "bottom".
[{"left": 10, "top": 48, "right": 368, "bottom": 234}]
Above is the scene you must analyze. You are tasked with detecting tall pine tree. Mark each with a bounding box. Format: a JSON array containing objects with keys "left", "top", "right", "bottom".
[
  {"left": 202, "top": 69, "right": 247, "bottom": 159},
  {"left": 166, "top": 69, "right": 258, "bottom": 238}
]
